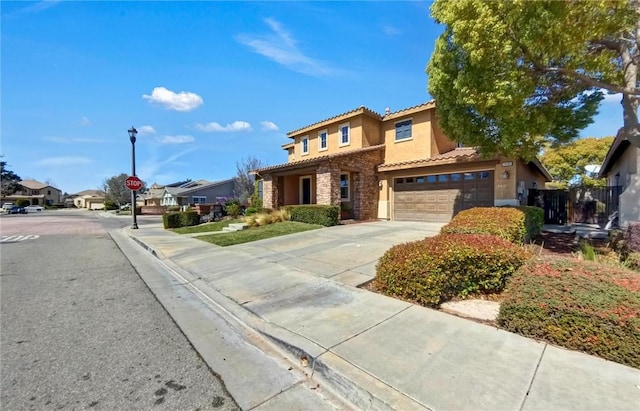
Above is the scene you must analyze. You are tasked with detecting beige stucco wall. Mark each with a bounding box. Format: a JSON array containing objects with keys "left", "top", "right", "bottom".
[
  {"left": 292, "top": 116, "right": 370, "bottom": 160},
  {"left": 430, "top": 115, "right": 457, "bottom": 157},
  {"left": 606, "top": 145, "right": 640, "bottom": 227},
  {"left": 382, "top": 110, "right": 432, "bottom": 164}
]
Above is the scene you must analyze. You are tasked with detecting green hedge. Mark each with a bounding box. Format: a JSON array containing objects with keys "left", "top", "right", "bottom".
[
  {"left": 375, "top": 233, "right": 530, "bottom": 307},
  {"left": 283, "top": 205, "right": 339, "bottom": 227},
  {"left": 163, "top": 211, "right": 200, "bottom": 229},
  {"left": 498, "top": 257, "right": 640, "bottom": 369},
  {"left": 441, "top": 207, "right": 542, "bottom": 244}
]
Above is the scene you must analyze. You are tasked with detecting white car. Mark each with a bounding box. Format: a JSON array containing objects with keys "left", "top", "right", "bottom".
[{"left": 25, "top": 205, "right": 44, "bottom": 212}]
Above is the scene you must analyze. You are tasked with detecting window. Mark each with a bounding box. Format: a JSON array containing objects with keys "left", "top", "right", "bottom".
[
  {"left": 479, "top": 171, "right": 490, "bottom": 179},
  {"left": 438, "top": 175, "right": 448, "bottom": 182},
  {"left": 257, "top": 180, "right": 263, "bottom": 200},
  {"left": 339, "top": 123, "right": 350, "bottom": 146},
  {"left": 318, "top": 130, "right": 328, "bottom": 151},
  {"left": 47, "top": 190, "right": 51, "bottom": 195},
  {"left": 405, "top": 177, "right": 414, "bottom": 183},
  {"left": 395, "top": 119, "right": 412, "bottom": 141},
  {"left": 395, "top": 178, "right": 404, "bottom": 184},
  {"left": 416, "top": 177, "right": 425, "bottom": 183},
  {"left": 340, "top": 173, "right": 350, "bottom": 200},
  {"left": 427, "top": 175, "right": 437, "bottom": 183},
  {"left": 464, "top": 172, "right": 475, "bottom": 180},
  {"left": 301, "top": 137, "right": 309, "bottom": 155},
  {"left": 192, "top": 196, "right": 207, "bottom": 204},
  {"left": 451, "top": 173, "right": 462, "bottom": 181}
]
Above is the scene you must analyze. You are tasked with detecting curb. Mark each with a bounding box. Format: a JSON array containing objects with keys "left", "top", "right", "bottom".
[{"left": 126, "top": 232, "right": 427, "bottom": 411}]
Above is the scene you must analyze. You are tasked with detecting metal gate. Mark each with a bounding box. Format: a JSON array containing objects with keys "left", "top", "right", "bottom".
[
  {"left": 528, "top": 186, "right": 622, "bottom": 226},
  {"left": 528, "top": 189, "right": 568, "bottom": 225}
]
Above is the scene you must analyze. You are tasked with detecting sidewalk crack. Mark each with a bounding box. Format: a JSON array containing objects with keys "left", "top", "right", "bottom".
[{"left": 519, "top": 343, "right": 547, "bottom": 411}]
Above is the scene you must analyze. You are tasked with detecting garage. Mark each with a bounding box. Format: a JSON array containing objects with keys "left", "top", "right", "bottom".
[{"left": 393, "top": 171, "right": 494, "bottom": 222}]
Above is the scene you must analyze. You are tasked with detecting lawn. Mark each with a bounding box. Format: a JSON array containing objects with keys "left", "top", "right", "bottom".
[
  {"left": 196, "top": 221, "right": 323, "bottom": 246},
  {"left": 171, "top": 219, "right": 242, "bottom": 234}
]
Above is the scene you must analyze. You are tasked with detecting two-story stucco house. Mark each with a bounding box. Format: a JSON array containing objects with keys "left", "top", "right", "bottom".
[
  {"left": 3, "top": 179, "right": 62, "bottom": 206},
  {"left": 254, "top": 101, "right": 552, "bottom": 222}
]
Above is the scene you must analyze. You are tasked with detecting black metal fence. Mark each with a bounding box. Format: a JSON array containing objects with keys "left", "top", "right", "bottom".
[{"left": 528, "top": 186, "right": 622, "bottom": 226}]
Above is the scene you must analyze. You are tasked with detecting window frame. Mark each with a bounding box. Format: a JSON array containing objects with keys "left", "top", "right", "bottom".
[
  {"left": 395, "top": 118, "right": 413, "bottom": 142},
  {"left": 318, "top": 130, "right": 328, "bottom": 151},
  {"left": 192, "top": 196, "right": 207, "bottom": 204},
  {"left": 339, "top": 123, "right": 350, "bottom": 147},
  {"left": 340, "top": 172, "right": 350, "bottom": 201},
  {"left": 301, "top": 136, "right": 309, "bottom": 155}
]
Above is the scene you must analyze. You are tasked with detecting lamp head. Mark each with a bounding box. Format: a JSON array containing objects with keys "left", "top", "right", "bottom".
[{"left": 128, "top": 126, "right": 138, "bottom": 143}]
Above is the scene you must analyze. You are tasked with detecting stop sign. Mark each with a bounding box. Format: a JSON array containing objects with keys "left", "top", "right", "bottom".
[{"left": 125, "top": 175, "right": 142, "bottom": 191}]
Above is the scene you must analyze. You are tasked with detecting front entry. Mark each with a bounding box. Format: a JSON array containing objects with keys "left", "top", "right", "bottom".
[{"left": 300, "top": 176, "right": 312, "bottom": 204}]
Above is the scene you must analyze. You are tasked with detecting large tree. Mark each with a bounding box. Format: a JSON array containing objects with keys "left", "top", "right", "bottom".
[
  {"left": 1, "top": 160, "right": 21, "bottom": 197},
  {"left": 233, "top": 156, "right": 263, "bottom": 203},
  {"left": 540, "top": 136, "right": 614, "bottom": 188},
  {"left": 427, "top": 0, "right": 639, "bottom": 159},
  {"left": 102, "top": 173, "right": 147, "bottom": 206}
]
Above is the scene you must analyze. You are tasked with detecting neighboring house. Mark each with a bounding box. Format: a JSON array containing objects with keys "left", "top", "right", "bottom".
[
  {"left": 598, "top": 130, "right": 640, "bottom": 228},
  {"left": 142, "top": 180, "right": 193, "bottom": 206},
  {"left": 67, "top": 190, "right": 106, "bottom": 209},
  {"left": 2, "top": 179, "right": 62, "bottom": 206},
  {"left": 159, "top": 179, "right": 236, "bottom": 207},
  {"left": 254, "top": 101, "right": 552, "bottom": 222}
]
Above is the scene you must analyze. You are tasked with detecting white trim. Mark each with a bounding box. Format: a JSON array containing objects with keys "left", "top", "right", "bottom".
[
  {"left": 301, "top": 136, "right": 309, "bottom": 156},
  {"left": 340, "top": 172, "right": 350, "bottom": 201},
  {"left": 299, "top": 175, "right": 313, "bottom": 204},
  {"left": 394, "top": 118, "right": 413, "bottom": 142},
  {"left": 318, "top": 129, "right": 328, "bottom": 152},
  {"left": 339, "top": 122, "right": 350, "bottom": 147}
]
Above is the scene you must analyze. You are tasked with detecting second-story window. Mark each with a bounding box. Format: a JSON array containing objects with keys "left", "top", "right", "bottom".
[
  {"left": 319, "top": 130, "right": 328, "bottom": 151},
  {"left": 395, "top": 119, "right": 412, "bottom": 141},
  {"left": 301, "top": 137, "right": 309, "bottom": 155},
  {"left": 339, "top": 123, "right": 350, "bottom": 146}
]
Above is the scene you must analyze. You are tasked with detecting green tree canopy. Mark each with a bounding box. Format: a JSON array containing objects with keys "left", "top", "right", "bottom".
[
  {"left": 540, "top": 136, "right": 614, "bottom": 188},
  {"left": 427, "top": 0, "right": 639, "bottom": 159},
  {"left": 1, "top": 160, "right": 21, "bottom": 196}
]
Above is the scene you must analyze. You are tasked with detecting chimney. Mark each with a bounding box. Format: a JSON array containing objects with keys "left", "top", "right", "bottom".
[{"left": 385, "top": 107, "right": 390, "bottom": 115}]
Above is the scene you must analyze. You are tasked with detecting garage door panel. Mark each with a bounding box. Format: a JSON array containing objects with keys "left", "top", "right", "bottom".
[{"left": 394, "top": 171, "right": 494, "bottom": 222}]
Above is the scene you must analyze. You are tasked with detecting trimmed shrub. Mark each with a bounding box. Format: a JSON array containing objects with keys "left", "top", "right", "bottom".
[
  {"left": 441, "top": 207, "right": 527, "bottom": 243},
  {"left": 284, "top": 205, "right": 339, "bottom": 227},
  {"left": 498, "top": 257, "right": 640, "bottom": 369},
  {"left": 226, "top": 203, "right": 242, "bottom": 218},
  {"left": 104, "top": 200, "right": 118, "bottom": 210},
  {"left": 163, "top": 212, "right": 182, "bottom": 229},
  {"left": 163, "top": 211, "right": 200, "bottom": 229},
  {"left": 513, "top": 206, "right": 544, "bottom": 239},
  {"left": 375, "top": 233, "right": 530, "bottom": 307},
  {"left": 16, "top": 199, "right": 30, "bottom": 207}
]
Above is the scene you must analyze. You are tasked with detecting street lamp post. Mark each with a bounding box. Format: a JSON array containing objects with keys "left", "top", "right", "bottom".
[{"left": 128, "top": 126, "right": 138, "bottom": 229}]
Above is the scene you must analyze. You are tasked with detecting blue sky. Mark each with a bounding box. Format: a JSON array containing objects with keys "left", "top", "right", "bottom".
[{"left": 1, "top": 1, "right": 623, "bottom": 195}]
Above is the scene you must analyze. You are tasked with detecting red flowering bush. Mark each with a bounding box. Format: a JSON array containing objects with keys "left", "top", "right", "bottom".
[
  {"left": 375, "top": 234, "right": 530, "bottom": 307},
  {"left": 441, "top": 207, "right": 533, "bottom": 243},
  {"left": 498, "top": 257, "right": 640, "bottom": 369}
]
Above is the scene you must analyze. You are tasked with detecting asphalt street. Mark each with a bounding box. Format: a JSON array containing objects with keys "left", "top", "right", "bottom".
[{"left": 0, "top": 210, "right": 239, "bottom": 410}]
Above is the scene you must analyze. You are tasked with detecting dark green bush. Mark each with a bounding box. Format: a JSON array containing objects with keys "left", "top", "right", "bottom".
[
  {"left": 226, "top": 203, "right": 241, "bottom": 218},
  {"left": 15, "top": 198, "right": 30, "bottom": 207},
  {"left": 167, "top": 205, "right": 180, "bottom": 212},
  {"left": 284, "top": 205, "right": 339, "bottom": 227},
  {"left": 442, "top": 207, "right": 528, "bottom": 243},
  {"left": 512, "top": 206, "right": 544, "bottom": 240},
  {"left": 104, "top": 200, "right": 118, "bottom": 210},
  {"left": 163, "top": 211, "right": 199, "bottom": 229},
  {"left": 375, "top": 233, "right": 530, "bottom": 307},
  {"left": 163, "top": 212, "right": 182, "bottom": 229},
  {"left": 498, "top": 257, "right": 640, "bottom": 369}
]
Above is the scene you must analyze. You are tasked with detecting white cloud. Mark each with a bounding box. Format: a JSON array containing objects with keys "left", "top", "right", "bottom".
[
  {"left": 138, "top": 125, "right": 156, "bottom": 135},
  {"left": 79, "top": 116, "right": 91, "bottom": 126},
  {"left": 7, "top": 0, "right": 61, "bottom": 16},
  {"left": 138, "top": 148, "right": 197, "bottom": 183},
  {"left": 157, "top": 135, "right": 195, "bottom": 144},
  {"left": 261, "top": 121, "right": 279, "bottom": 131},
  {"left": 35, "top": 156, "right": 92, "bottom": 166},
  {"left": 382, "top": 24, "right": 401, "bottom": 36},
  {"left": 236, "top": 18, "right": 336, "bottom": 77},
  {"left": 195, "top": 121, "right": 252, "bottom": 132},
  {"left": 142, "top": 87, "right": 203, "bottom": 112}
]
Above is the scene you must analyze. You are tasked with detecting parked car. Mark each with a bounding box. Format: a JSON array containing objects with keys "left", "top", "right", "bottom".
[
  {"left": 9, "top": 206, "right": 27, "bottom": 214},
  {"left": 25, "top": 205, "right": 44, "bottom": 212},
  {"left": 2, "top": 202, "right": 15, "bottom": 211}
]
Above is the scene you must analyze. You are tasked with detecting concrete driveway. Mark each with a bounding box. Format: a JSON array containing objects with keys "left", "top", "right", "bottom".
[{"left": 225, "top": 220, "right": 444, "bottom": 287}]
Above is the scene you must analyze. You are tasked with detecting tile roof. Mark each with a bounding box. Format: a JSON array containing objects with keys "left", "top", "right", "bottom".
[
  {"left": 378, "top": 147, "right": 479, "bottom": 170},
  {"left": 382, "top": 100, "right": 436, "bottom": 120},
  {"left": 19, "top": 179, "right": 50, "bottom": 190},
  {"left": 254, "top": 145, "right": 385, "bottom": 174},
  {"left": 287, "top": 106, "right": 383, "bottom": 137},
  {"left": 163, "top": 178, "right": 235, "bottom": 196}
]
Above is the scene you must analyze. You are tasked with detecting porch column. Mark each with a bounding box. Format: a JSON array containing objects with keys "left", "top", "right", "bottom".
[
  {"left": 316, "top": 163, "right": 340, "bottom": 205},
  {"left": 262, "top": 175, "right": 277, "bottom": 209}
]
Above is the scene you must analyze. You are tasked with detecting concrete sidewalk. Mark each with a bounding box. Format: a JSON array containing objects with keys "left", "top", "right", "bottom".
[{"left": 125, "top": 221, "right": 640, "bottom": 410}]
